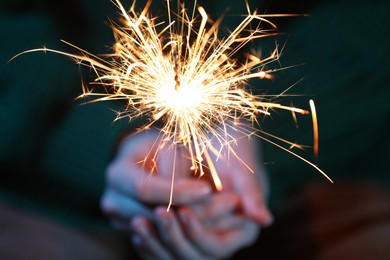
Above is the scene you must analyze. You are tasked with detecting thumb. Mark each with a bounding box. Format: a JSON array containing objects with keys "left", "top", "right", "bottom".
[
  {"left": 235, "top": 171, "right": 273, "bottom": 226},
  {"left": 241, "top": 187, "right": 273, "bottom": 226}
]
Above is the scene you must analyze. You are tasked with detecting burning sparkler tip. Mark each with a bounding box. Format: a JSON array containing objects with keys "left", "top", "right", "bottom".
[{"left": 13, "top": 0, "right": 332, "bottom": 202}]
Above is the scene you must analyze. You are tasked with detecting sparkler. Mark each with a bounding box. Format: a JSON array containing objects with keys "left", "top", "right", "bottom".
[{"left": 14, "top": 0, "right": 332, "bottom": 209}]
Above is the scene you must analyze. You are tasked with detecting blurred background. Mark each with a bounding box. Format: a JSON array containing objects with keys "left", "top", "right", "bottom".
[{"left": 1, "top": 0, "right": 389, "bottom": 259}]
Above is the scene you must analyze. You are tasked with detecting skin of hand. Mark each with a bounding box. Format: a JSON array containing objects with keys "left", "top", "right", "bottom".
[
  {"left": 130, "top": 125, "right": 273, "bottom": 259},
  {"left": 103, "top": 125, "right": 272, "bottom": 259},
  {"left": 206, "top": 124, "right": 273, "bottom": 225},
  {"left": 100, "top": 130, "right": 213, "bottom": 233}
]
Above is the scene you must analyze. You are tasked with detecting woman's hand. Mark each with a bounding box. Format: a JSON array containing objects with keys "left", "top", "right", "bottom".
[{"left": 100, "top": 130, "right": 212, "bottom": 235}]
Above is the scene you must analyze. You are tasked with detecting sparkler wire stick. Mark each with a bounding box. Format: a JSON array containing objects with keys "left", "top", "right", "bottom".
[{"left": 12, "top": 0, "right": 333, "bottom": 208}]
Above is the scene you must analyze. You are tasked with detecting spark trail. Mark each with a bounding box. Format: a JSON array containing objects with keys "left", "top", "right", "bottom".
[{"left": 14, "top": 0, "right": 332, "bottom": 209}]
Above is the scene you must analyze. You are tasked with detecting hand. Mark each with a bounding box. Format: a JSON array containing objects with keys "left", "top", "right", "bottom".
[
  {"left": 206, "top": 124, "right": 273, "bottom": 225},
  {"left": 126, "top": 124, "right": 273, "bottom": 259},
  {"left": 175, "top": 129, "right": 273, "bottom": 258},
  {"left": 100, "top": 130, "right": 212, "bottom": 234},
  {"left": 129, "top": 192, "right": 254, "bottom": 260}
]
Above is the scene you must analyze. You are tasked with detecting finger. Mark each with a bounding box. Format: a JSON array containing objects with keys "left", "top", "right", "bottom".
[
  {"left": 219, "top": 220, "right": 260, "bottom": 251},
  {"left": 191, "top": 192, "right": 240, "bottom": 223},
  {"left": 178, "top": 208, "right": 260, "bottom": 258},
  {"left": 131, "top": 217, "right": 173, "bottom": 260},
  {"left": 233, "top": 169, "right": 273, "bottom": 226},
  {"left": 226, "top": 139, "right": 273, "bottom": 225},
  {"left": 101, "top": 188, "right": 154, "bottom": 220},
  {"left": 178, "top": 207, "right": 229, "bottom": 257},
  {"left": 156, "top": 142, "right": 193, "bottom": 180},
  {"left": 210, "top": 127, "right": 272, "bottom": 225},
  {"left": 107, "top": 159, "right": 212, "bottom": 206},
  {"left": 204, "top": 214, "right": 247, "bottom": 231},
  {"left": 155, "top": 207, "right": 206, "bottom": 260},
  {"left": 136, "top": 177, "right": 212, "bottom": 206}
]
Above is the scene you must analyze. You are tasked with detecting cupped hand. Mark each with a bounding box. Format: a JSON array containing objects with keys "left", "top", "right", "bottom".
[
  {"left": 100, "top": 130, "right": 212, "bottom": 233},
  {"left": 125, "top": 125, "right": 272, "bottom": 259}
]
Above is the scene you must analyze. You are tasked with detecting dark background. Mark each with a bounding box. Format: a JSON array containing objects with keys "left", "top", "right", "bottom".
[{"left": 1, "top": 0, "right": 389, "bottom": 259}]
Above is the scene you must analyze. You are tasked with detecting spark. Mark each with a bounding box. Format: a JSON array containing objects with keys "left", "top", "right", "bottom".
[
  {"left": 310, "top": 99, "right": 319, "bottom": 160},
  {"left": 13, "top": 0, "right": 333, "bottom": 209}
]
